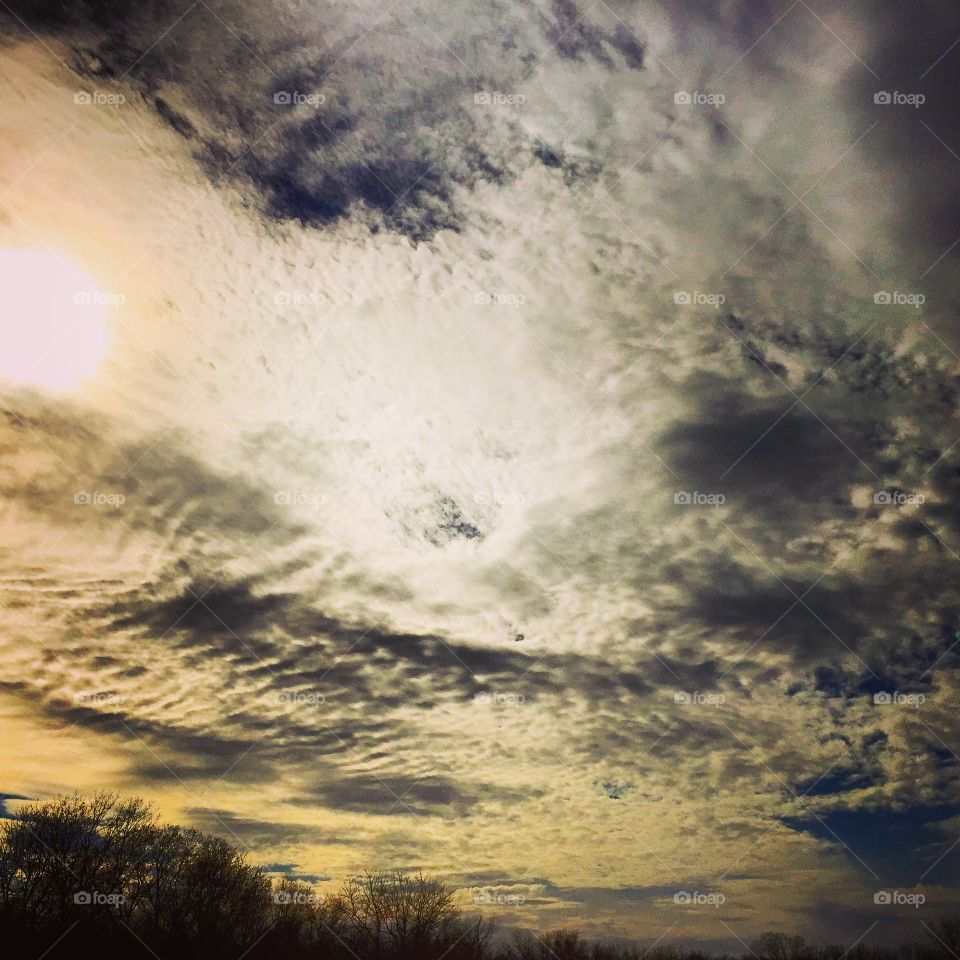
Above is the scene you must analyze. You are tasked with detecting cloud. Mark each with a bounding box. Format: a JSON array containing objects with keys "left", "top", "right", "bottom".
[
  {"left": 1, "top": 0, "right": 960, "bottom": 945},
  {"left": 185, "top": 808, "right": 355, "bottom": 851}
]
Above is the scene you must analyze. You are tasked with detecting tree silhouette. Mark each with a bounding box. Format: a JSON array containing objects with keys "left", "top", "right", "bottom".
[
  {"left": 0, "top": 793, "right": 958, "bottom": 960},
  {"left": 331, "top": 870, "right": 495, "bottom": 959}
]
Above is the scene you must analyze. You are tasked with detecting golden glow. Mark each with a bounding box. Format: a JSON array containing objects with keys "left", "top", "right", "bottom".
[{"left": 0, "top": 248, "right": 112, "bottom": 391}]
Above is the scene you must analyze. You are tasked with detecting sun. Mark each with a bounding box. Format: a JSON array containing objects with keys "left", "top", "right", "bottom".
[{"left": 0, "top": 248, "right": 113, "bottom": 391}]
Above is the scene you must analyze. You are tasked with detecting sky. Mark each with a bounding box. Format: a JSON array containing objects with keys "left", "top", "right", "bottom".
[{"left": 1, "top": 0, "right": 960, "bottom": 949}]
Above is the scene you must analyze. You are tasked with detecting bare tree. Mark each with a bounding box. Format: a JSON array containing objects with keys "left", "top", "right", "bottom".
[
  {"left": 503, "top": 929, "right": 590, "bottom": 960},
  {"left": 925, "top": 918, "right": 960, "bottom": 959},
  {"left": 333, "top": 870, "right": 490, "bottom": 959},
  {"left": 752, "top": 933, "right": 808, "bottom": 960}
]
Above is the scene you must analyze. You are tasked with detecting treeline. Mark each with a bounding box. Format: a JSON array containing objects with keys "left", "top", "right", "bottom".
[
  {"left": 0, "top": 794, "right": 491, "bottom": 959},
  {"left": 0, "top": 795, "right": 957, "bottom": 960}
]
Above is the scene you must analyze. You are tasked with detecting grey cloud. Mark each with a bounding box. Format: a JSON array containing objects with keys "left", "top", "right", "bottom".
[
  {"left": 0, "top": 793, "right": 33, "bottom": 819},
  {"left": 293, "top": 774, "right": 477, "bottom": 818},
  {"left": 104, "top": 576, "right": 664, "bottom": 707},
  {"left": 0, "top": 0, "right": 582, "bottom": 240},
  {"left": 0, "top": 399, "right": 307, "bottom": 557},
  {"left": 659, "top": 383, "right": 869, "bottom": 514},
  {"left": 842, "top": 1, "right": 960, "bottom": 294},
  {"left": 185, "top": 808, "right": 356, "bottom": 849}
]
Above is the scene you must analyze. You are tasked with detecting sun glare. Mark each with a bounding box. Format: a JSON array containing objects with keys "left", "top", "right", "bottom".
[{"left": 0, "top": 248, "right": 112, "bottom": 391}]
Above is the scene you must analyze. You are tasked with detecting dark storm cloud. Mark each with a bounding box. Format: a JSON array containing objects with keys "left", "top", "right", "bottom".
[
  {"left": 105, "top": 576, "right": 661, "bottom": 707},
  {"left": 109, "top": 579, "right": 296, "bottom": 661},
  {"left": 793, "top": 731, "right": 887, "bottom": 797},
  {"left": 678, "top": 566, "right": 865, "bottom": 660},
  {"left": 842, "top": 0, "right": 960, "bottom": 286},
  {"left": 719, "top": 309, "right": 960, "bottom": 419},
  {"left": 296, "top": 774, "right": 484, "bottom": 818},
  {"left": 659, "top": 380, "right": 869, "bottom": 515},
  {"left": 18, "top": 694, "right": 280, "bottom": 784},
  {"left": 0, "top": 793, "right": 32, "bottom": 818},
  {"left": 806, "top": 624, "right": 960, "bottom": 700},
  {"left": 782, "top": 803, "right": 960, "bottom": 888},
  {"left": 811, "top": 900, "right": 935, "bottom": 955},
  {"left": 185, "top": 808, "right": 356, "bottom": 849},
  {"left": 552, "top": 884, "right": 708, "bottom": 905},
  {"left": 645, "top": 313, "right": 960, "bottom": 673},
  {"left": 658, "top": 0, "right": 789, "bottom": 50},
  {"left": 0, "top": 399, "right": 308, "bottom": 554},
  {"left": 657, "top": 544, "right": 960, "bottom": 674},
  {"left": 538, "top": 0, "right": 647, "bottom": 69},
  {"left": 0, "top": 0, "right": 626, "bottom": 240},
  {"left": 261, "top": 863, "right": 329, "bottom": 883},
  {"left": 10, "top": 679, "right": 403, "bottom": 800},
  {"left": 922, "top": 461, "right": 960, "bottom": 538}
]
